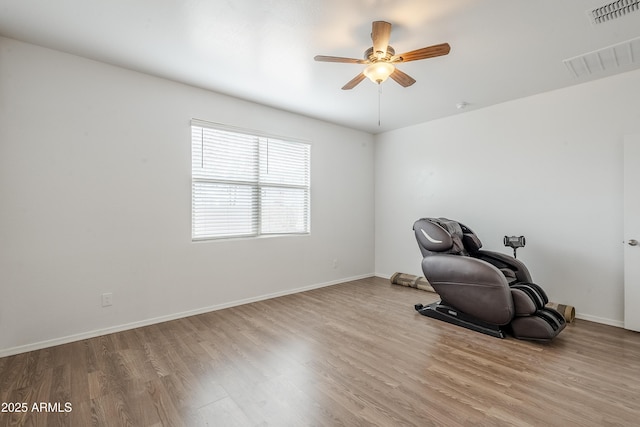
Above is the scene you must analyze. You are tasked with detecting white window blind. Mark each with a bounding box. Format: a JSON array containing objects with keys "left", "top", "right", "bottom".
[{"left": 191, "top": 121, "right": 310, "bottom": 240}]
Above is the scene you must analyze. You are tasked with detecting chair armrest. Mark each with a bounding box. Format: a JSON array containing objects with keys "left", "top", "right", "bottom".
[
  {"left": 475, "top": 250, "right": 532, "bottom": 283},
  {"left": 422, "top": 254, "right": 508, "bottom": 287}
]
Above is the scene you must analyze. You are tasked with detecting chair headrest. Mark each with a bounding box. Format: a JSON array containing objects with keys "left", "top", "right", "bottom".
[
  {"left": 414, "top": 217, "right": 481, "bottom": 256},
  {"left": 414, "top": 219, "right": 453, "bottom": 253}
]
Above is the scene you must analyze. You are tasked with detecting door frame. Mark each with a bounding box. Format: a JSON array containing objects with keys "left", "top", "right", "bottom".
[{"left": 624, "top": 134, "right": 640, "bottom": 331}]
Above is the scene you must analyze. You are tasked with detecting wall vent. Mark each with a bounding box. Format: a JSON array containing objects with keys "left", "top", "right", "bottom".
[
  {"left": 587, "top": 0, "right": 640, "bottom": 24},
  {"left": 563, "top": 37, "right": 640, "bottom": 78}
]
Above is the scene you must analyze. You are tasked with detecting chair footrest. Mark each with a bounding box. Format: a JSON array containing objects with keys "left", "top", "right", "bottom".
[{"left": 510, "top": 308, "right": 567, "bottom": 341}]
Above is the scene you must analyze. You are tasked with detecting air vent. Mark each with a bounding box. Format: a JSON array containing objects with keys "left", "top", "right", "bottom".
[
  {"left": 587, "top": 0, "right": 640, "bottom": 24},
  {"left": 563, "top": 37, "right": 640, "bottom": 78}
]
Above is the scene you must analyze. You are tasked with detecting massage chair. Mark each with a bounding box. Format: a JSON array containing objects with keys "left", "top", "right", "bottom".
[{"left": 413, "top": 217, "right": 566, "bottom": 341}]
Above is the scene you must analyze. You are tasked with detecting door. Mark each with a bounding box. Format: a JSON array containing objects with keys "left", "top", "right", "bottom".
[{"left": 624, "top": 134, "right": 640, "bottom": 331}]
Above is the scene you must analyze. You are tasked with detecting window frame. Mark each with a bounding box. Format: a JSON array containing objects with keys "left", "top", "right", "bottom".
[{"left": 191, "top": 119, "right": 311, "bottom": 241}]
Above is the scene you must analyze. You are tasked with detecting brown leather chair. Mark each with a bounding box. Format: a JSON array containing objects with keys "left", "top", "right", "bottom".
[{"left": 413, "top": 217, "right": 566, "bottom": 341}]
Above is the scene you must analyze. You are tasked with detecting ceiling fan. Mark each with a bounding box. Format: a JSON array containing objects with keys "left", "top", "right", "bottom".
[{"left": 315, "top": 21, "right": 450, "bottom": 90}]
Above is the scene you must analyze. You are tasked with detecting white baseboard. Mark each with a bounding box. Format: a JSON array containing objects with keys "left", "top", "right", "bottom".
[
  {"left": 1, "top": 273, "right": 625, "bottom": 358},
  {"left": 0, "top": 273, "right": 374, "bottom": 358},
  {"left": 575, "top": 313, "right": 624, "bottom": 328}
]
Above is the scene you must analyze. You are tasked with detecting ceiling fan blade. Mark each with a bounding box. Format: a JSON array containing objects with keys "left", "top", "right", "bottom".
[
  {"left": 314, "top": 55, "right": 367, "bottom": 64},
  {"left": 342, "top": 72, "right": 367, "bottom": 90},
  {"left": 371, "top": 21, "right": 392, "bottom": 58},
  {"left": 389, "top": 68, "right": 416, "bottom": 87},
  {"left": 391, "top": 43, "right": 451, "bottom": 63}
]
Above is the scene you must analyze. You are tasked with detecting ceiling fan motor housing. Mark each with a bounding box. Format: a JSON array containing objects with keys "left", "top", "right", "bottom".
[{"left": 365, "top": 46, "right": 395, "bottom": 62}]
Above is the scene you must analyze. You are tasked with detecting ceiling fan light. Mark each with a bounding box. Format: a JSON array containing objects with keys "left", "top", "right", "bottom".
[{"left": 363, "top": 62, "right": 395, "bottom": 84}]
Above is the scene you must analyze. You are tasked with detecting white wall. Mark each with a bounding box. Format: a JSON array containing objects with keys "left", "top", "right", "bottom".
[
  {"left": 0, "top": 37, "right": 375, "bottom": 356},
  {"left": 375, "top": 68, "right": 640, "bottom": 326}
]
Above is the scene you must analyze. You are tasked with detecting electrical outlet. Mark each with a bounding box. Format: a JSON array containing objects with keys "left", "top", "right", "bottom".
[
  {"left": 101, "top": 292, "right": 113, "bottom": 307},
  {"left": 332, "top": 258, "right": 338, "bottom": 269}
]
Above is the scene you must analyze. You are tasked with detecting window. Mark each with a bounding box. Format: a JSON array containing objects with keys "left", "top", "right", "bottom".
[{"left": 191, "top": 120, "right": 310, "bottom": 240}]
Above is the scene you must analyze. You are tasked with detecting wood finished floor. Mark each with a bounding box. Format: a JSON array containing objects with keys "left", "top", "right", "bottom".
[{"left": 1, "top": 276, "right": 640, "bottom": 426}]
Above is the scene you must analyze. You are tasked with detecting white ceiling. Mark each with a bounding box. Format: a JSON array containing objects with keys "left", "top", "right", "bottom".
[{"left": 1, "top": 0, "right": 640, "bottom": 134}]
